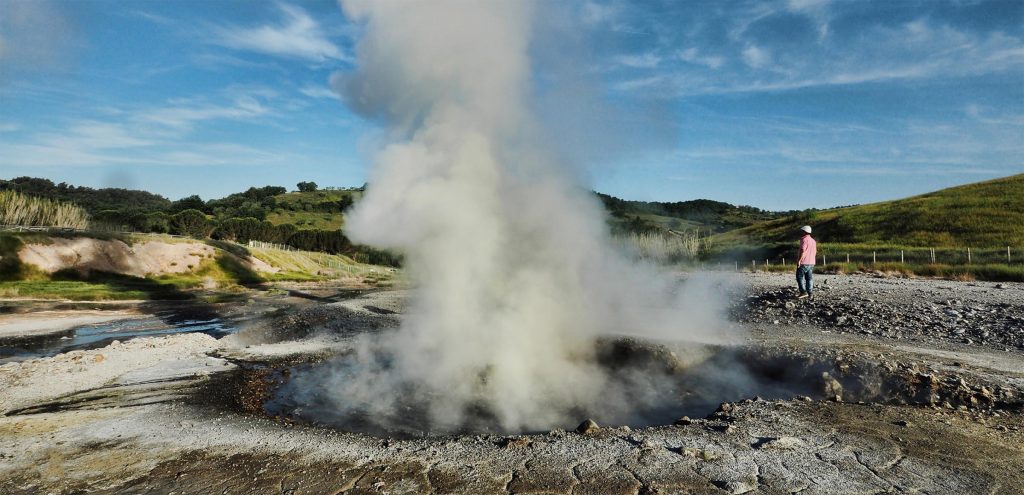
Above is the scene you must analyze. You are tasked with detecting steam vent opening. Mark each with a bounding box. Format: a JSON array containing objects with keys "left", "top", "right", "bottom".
[{"left": 251, "top": 337, "right": 1009, "bottom": 439}]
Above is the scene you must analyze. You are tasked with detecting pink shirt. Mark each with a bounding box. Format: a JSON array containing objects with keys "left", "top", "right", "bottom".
[{"left": 799, "top": 235, "right": 817, "bottom": 265}]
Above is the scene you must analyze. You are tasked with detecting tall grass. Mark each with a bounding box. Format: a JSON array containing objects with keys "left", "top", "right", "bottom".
[
  {"left": 0, "top": 190, "right": 90, "bottom": 229},
  {"left": 616, "top": 230, "right": 705, "bottom": 263}
]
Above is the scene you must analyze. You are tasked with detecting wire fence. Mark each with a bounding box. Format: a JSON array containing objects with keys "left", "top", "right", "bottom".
[
  {"left": 246, "top": 240, "right": 297, "bottom": 251},
  {"left": 709, "top": 245, "right": 1020, "bottom": 271}
]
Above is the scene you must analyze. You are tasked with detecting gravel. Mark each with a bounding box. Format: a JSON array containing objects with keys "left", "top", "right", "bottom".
[{"left": 734, "top": 272, "right": 1024, "bottom": 351}]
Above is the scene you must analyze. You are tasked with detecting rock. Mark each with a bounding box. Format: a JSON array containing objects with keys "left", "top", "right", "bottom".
[
  {"left": 712, "top": 479, "right": 757, "bottom": 494},
  {"left": 93, "top": 354, "right": 105, "bottom": 363},
  {"left": 821, "top": 372, "right": 843, "bottom": 399},
  {"left": 673, "top": 416, "right": 692, "bottom": 426},
  {"left": 576, "top": 419, "right": 600, "bottom": 435},
  {"left": 893, "top": 419, "right": 911, "bottom": 427},
  {"left": 753, "top": 436, "right": 804, "bottom": 450}
]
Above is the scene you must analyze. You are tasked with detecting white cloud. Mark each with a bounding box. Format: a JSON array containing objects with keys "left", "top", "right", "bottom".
[
  {"left": 0, "top": 122, "right": 20, "bottom": 132},
  {"left": 742, "top": 45, "right": 771, "bottom": 69},
  {"left": 215, "top": 4, "right": 346, "bottom": 62}
]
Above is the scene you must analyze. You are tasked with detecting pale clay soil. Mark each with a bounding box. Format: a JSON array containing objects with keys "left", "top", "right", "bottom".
[
  {"left": 0, "top": 272, "right": 1021, "bottom": 494},
  {"left": 18, "top": 238, "right": 279, "bottom": 277}
]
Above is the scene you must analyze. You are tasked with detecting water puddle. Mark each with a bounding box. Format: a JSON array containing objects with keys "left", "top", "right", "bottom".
[{"left": 0, "top": 312, "right": 234, "bottom": 363}]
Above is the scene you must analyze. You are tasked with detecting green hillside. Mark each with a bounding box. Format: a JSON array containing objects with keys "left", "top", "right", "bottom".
[
  {"left": 265, "top": 189, "right": 362, "bottom": 230},
  {"left": 713, "top": 174, "right": 1024, "bottom": 248},
  {"left": 596, "top": 193, "right": 781, "bottom": 235}
]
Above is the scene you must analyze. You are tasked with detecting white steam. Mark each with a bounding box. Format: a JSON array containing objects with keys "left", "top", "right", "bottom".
[{"left": 323, "top": 0, "right": 739, "bottom": 433}]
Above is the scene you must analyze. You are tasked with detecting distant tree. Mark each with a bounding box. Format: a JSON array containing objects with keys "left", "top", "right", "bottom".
[
  {"left": 171, "top": 195, "right": 207, "bottom": 213},
  {"left": 171, "top": 209, "right": 215, "bottom": 238},
  {"left": 271, "top": 223, "right": 297, "bottom": 244},
  {"left": 144, "top": 212, "right": 171, "bottom": 233},
  {"left": 297, "top": 181, "right": 319, "bottom": 192}
]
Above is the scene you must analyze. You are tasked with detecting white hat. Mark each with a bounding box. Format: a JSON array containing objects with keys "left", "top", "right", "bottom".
[{"left": 800, "top": 225, "right": 812, "bottom": 233}]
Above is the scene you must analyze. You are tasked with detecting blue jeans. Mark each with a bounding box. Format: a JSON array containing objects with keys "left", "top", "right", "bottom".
[{"left": 797, "top": 264, "right": 814, "bottom": 295}]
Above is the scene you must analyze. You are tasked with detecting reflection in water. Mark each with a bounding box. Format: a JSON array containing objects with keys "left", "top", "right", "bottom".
[{"left": 0, "top": 313, "right": 233, "bottom": 363}]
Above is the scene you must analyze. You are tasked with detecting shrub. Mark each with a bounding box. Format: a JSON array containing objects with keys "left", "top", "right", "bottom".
[{"left": 171, "top": 209, "right": 215, "bottom": 238}]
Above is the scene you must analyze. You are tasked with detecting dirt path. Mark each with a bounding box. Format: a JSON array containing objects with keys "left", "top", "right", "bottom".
[{"left": 1, "top": 274, "right": 1022, "bottom": 494}]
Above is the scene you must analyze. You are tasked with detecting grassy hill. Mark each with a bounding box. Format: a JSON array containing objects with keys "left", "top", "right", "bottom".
[
  {"left": 596, "top": 193, "right": 781, "bottom": 235},
  {"left": 265, "top": 189, "right": 363, "bottom": 230},
  {"left": 712, "top": 174, "right": 1024, "bottom": 249}
]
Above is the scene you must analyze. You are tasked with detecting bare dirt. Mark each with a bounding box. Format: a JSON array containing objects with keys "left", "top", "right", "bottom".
[
  {"left": 1, "top": 272, "right": 1022, "bottom": 494},
  {"left": 17, "top": 237, "right": 279, "bottom": 277}
]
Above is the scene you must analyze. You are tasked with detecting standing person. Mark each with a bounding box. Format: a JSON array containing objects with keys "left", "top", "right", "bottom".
[{"left": 796, "top": 225, "right": 816, "bottom": 299}]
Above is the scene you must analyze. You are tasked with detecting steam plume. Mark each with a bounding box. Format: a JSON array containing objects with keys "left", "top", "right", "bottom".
[{"left": 323, "top": 0, "right": 737, "bottom": 433}]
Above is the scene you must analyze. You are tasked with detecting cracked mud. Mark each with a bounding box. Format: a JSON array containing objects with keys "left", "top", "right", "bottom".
[{"left": 2, "top": 273, "right": 1022, "bottom": 494}]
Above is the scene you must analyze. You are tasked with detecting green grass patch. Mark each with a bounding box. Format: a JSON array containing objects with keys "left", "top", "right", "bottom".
[
  {"left": 265, "top": 210, "right": 344, "bottom": 231},
  {"left": 0, "top": 280, "right": 151, "bottom": 300}
]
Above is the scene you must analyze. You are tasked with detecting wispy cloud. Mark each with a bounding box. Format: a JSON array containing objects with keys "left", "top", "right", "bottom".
[
  {"left": 606, "top": 4, "right": 1024, "bottom": 99},
  {"left": 0, "top": 118, "right": 285, "bottom": 168},
  {"left": 127, "top": 10, "right": 175, "bottom": 26},
  {"left": 137, "top": 95, "right": 270, "bottom": 130},
  {"left": 678, "top": 48, "right": 723, "bottom": 69},
  {"left": 966, "top": 104, "right": 1024, "bottom": 126},
  {"left": 215, "top": 4, "right": 346, "bottom": 63},
  {"left": 299, "top": 85, "right": 338, "bottom": 99},
  {"left": 614, "top": 52, "right": 661, "bottom": 69},
  {"left": 0, "top": 86, "right": 297, "bottom": 169}
]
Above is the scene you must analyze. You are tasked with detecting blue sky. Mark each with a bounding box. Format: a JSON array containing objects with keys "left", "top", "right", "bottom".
[{"left": 0, "top": 0, "right": 1021, "bottom": 210}]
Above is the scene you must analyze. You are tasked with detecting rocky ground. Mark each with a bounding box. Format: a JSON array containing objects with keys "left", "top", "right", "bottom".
[
  {"left": 0, "top": 272, "right": 1022, "bottom": 494},
  {"left": 737, "top": 272, "right": 1024, "bottom": 351}
]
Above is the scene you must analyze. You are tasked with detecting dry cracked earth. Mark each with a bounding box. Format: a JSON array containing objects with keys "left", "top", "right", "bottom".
[{"left": 1, "top": 272, "right": 1022, "bottom": 494}]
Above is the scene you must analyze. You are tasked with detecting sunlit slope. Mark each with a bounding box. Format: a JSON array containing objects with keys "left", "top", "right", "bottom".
[
  {"left": 265, "top": 189, "right": 363, "bottom": 230},
  {"left": 712, "top": 174, "right": 1024, "bottom": 247}
]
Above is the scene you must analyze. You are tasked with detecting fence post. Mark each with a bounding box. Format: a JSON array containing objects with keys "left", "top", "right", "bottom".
[
  {"left": 967, "top": 247, "right": 971, "bottom": 264},
  {"left": 782, "top": 257, "right": 785, "bottom": 266},
  {"left": 900, "top": 250, "right": 904, "bottom": 264},
  {"left": 1009, "top": 246, "right": 1012, "bottom": 264},
  {"left": 873, "top": 251, "right": 876, "bottom": 264},
  {"left": 752, "top": 260, "right": 756, "bottom": 271},
  {"left": 846, "top": 253, "right": 850, "bottom": 264},
  {"left": 734, "top": 261, "right": 738, "bottom": 271}
]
